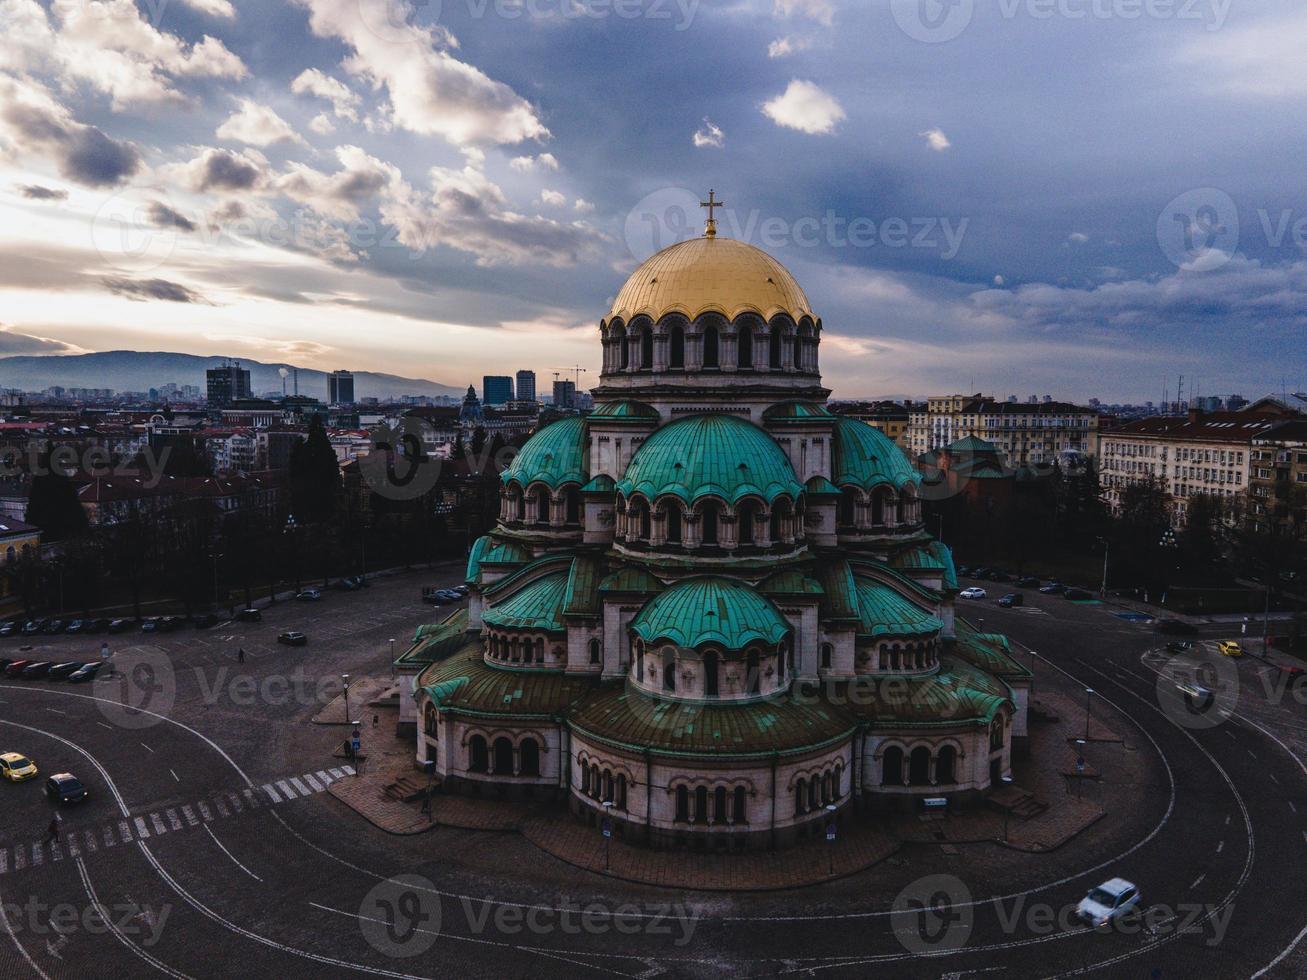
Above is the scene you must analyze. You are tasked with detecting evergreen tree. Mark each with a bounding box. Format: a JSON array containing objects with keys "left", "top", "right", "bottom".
[
  {"left": 26, "top": 456, "right": 89, "bottom": 542},
  {"left": 289, "top": 416, "right": 341, "bottom": 524}
]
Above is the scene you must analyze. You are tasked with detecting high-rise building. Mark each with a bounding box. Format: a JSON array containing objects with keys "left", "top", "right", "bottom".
[
  {"left": 552, "top": 379, "right": 577, "bottom": 409},
  {"left": 483, "top": 375, "right": 513, "bottom": 406},
  {"left": 328, "top": 369, "right": 355, "bottom": 405},
  {"left": 206, "top": 361, "right": 251, "bottom": 408},
  {"left": 515, "top": 370, "right": 537, "bottom": 404}
]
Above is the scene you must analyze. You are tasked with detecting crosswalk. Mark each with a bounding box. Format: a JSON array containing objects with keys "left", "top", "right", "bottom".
[{"left": 0, "top": 765, "right": 354, "bottom": 877}]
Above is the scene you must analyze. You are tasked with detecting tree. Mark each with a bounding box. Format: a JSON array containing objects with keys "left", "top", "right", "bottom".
[
  {"left": 26, "top": 456, "right": 88, "bottom": 542},
  {"left": 289, "top": 416, "right": 341, "bottom": 524}
]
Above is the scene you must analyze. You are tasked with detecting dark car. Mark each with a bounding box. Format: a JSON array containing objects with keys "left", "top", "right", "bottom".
[
  {"left": 139, "top": 617, "right": 160, "bottom": 633},
  {"left": 1017, "top": 576, "right": 1040, "bottom": 589},
  {"left": 972, "top": 567, "right": 992, "bottom": 579},
  {"left": 21, "top": 662, "right": 53, "bottom": 679},
  {"left": 191, "top": 612, "right": 219, "bottom": 629},
  {"left": 336, "top": 576, "right": 361, "bottom": 591},
  {"left": 1155, "top": 619, "right": 1199, "bottom": 636},
  {"left": 956, "top": 565, "right": 972, "bottom": 577},
  {"left": 67, "top": 663, "right": 103, "bottom": 683},
  {"left": 88, "top": 618, "right": 110, "bottom": 633},
  {"left": 990, "top": 571, "right": 1012, "bottom": 583},
  {"left": 21, "top": 620, "right": 44, "bottom": 635},
  {"left": 1165, "top": 641, "right": 1196, "bottom": 654},
  {"left": 4, "top": 659, "right": 33, "bottom": 677},
  {"left": 158, "top": 616, "right": 185, "bottom": 632},
  {"left": 237, "top": 608, "right": 262, "bottom": 622},
  {"left": 277, "top": 631, "right": 308, "bottom": 647},
  {"left": 998, "top": 593, "right": 1024, "bottom": 608},
  {"left": 45, "top": 773, "right": 87, "bottom": 805},
  {"left": 42, "top": 620, "right": 65, "bottom": 635},
  {"left": 64, "top": 619, "right": 85, "bottom": 634},
  {"left": 296, "top": 589, "right": 322, "bottom": 602},
  {"left": 0, "top": 621, "right": 17, "bottom": 637},
  {"left": 108, "top": 618, "right": 133, "bottom": 633},
  {"left": 46, "top": 662, "right": 85, "bottom": 681},
  {"left": 1063, "top": 588, "right": 1094, "bottom": 601},
  {"left": 1039, "top": 583, "right": 1066, "bottom": 595}
]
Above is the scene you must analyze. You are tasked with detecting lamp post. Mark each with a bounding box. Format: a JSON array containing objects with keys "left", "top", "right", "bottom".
[
  {"left": 341, "top": 672, "right": 351, "bottom": 727},
  {"left": 389, "top": 637, "right": 396, "bottom": 678},
  {"left": 1001, "top": 774, "right": 1015, "bottom": 841},
  {"left": 284, "top": 514, "right": 301, "bottom": 595},
  {"left": 825, "top": 803, "right": 838, "bottom": 875},
  {"left": 601, "top": 800, "right": 615, "bottom": 872},
  {"left": 1084, "top": 687, "right": 1095, "bottom": 742},
  {"left": 1098, "top": 537, "right": 1110, "bottom": 598},
  {"left": 1074, "top": 738, "right": 1087, "bottom": 799}
]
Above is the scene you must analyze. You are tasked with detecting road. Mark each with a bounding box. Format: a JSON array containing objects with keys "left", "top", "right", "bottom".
[{"left": 1, "top": 570, "right": 1305, "bottom": 978}]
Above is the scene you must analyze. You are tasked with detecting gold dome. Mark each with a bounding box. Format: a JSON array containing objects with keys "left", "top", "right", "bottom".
[{"left": 607, "top": 236, "right": 814, "bottom": 325}]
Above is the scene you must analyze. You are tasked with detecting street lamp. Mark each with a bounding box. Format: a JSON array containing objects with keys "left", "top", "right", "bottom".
[
  {"left": 1074, "top": 738, "right": 1087, "bottom": 799},
  {"left": 284, "top": 514, "right": 301, "bottom": 594},
  {"left": 1097, "top": 537, "right": 1110, "bottom": 598},
  {"left": 601, "top": 800, "right": 615, "bottom": 871},
  {"left": 1084, "top": 687, "right": 1095, "bottom": 742},
  {"left": 389, "top": 637, "right": 396, "bottom": 678},
  {"left": 825, "top": 803, "right": 838, "bottom": 875},
  {"left": 341, "top": 673, "right": 351, "bottom": 727},
  {"left": 1001, "top": 774, "right": 1015, "bottom": 841}
]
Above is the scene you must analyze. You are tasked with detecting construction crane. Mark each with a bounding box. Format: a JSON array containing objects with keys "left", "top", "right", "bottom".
[{"left": 555, "top": 366, "right": 589, "bottom": 388}]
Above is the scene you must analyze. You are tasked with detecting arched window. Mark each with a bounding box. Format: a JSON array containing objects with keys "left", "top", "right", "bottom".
[
  {"left": 795, "top": 778, "right": 807, "bottom": 815},
  {"left": 618, "top": 328, "right": 629, "bottom": 370},
  {"left": 581, "top": 761, "right": 591, "bottom": 793},
  {"left": 666, "top": 504, "right": 682, "bottom": 544},
  {"left": 990, "top": 715, "right": 1006, "bottom": 751},
  {"left": 589, "top": 638, "right": 601, "bottom": 665},
  {"left": 793, "top": 333, "right": 803, "bottom": 371},
  {"left": 535, "top": 639, "right": 544, "bottom": 663},
  {"left": 565, "top": 488, "right": 581, "bottom": 524},
  {"left": 769, "top": 324, "right": 783, "bottom": 369},
  {"left": 590, "top": 764, "right": 601, "bottom": 798},
  {"left": 770, "top": 502, "right": 785, "bottom": 543},
  {"left": 639, "top": 504, "right": 651, "bottom": 540},
  {"left": 616, "top": 774, "right": 627, "bottom": 809},
  {"left": 4, "top": 546, "right": 12, "bottom": 562},
  {"left": 640, "top": 327, "right": 653, "bottom": 370},
  {"left": 704, "top": 650, "right": 719, "bottom": 697},
  {"left": 602, "top": 769, "right": 613, "bottom": 801},
  {"left": 702, "top": 324, "right": 719, "bottom": 368},
  {"left": 882, "top": 746, "right": 904, "bottom": 786},
  {"left": 714, "top": 786, "right": 728, "bottom": 824},
  {"left": 662, "top": 648, "right": 676, "bottom": 692},
  {"left": 820, "top": 643, "right": 833, "bottom": 670},
  {"left": 737, "top": 326, "right": 753, "bottom": 369},
  {"left": 937, "top": 745, "right": 957, "bottom": 784},
  {"left": 839, "top": 488, "right": 858, "bottom": 526},
  {"left": 701, "top": 502, "right": 719, "bottom": 546},
  {"left": 493, "top": 737, "right": 514, "bottom": 775},
  {"left": 833, "top": 764, "right": 843, "bottom": 798},
  {"left": 694, "top": 786, "right": 709, "bottom": 823},
  {"left": 423, "top": 704, "right": 438, "bottom": 738},
  {"left": 808, "top": 779, "right": 819, "bottom": 812},
  {"left": 821, "top": 771, "right": 833, "bottom": 804},
  {"left": 871, "top": 492, "right": 884, "bottom": 526},
  {"left": 746, "top": 649, "right": 760, "bottom": 695},
  {"left": 738, "top": 502, "right": 756, "bottom": 545},
  {"left": 520, "top": 739, "right": 540, "bottom": 776},
  {"left": 469, "top": 735, "right": 489, "bottom": 773},
  {"left": 733, "top": 786, "right": 747, "bottom": 823},
  {"left": 635, "top": 641, "right": 645, "bottom": 682},
  {"left": 909, "top": 746, "right": 931, "bottom": 785},
  {"left": 676, "top": 785, "right": 689, "bottom": 822},
  {"left": 669, "top": 324, "right": 685, "bottom": 369},
  {"left": 536, "top": 488, "right": 550, "bottom": 525}
]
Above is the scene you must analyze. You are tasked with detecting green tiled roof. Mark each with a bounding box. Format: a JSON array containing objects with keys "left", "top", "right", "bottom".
[
  {"left": 599, "top": 565, "right": 663, "bottom": 594},
  {"left": 762, "top": 400, "right": 834, "bottom": 423},
  {"left": 853, "top": 577, "right": 944, "bottom": 639},
  {"left": 481, "top": 572, "right": 569, "bottom": 633},
  {"left": 888, "top": 539, "right": 959, "bottom": 592},
  {"left": 581, "top": 474, "right": 615, "bottom": 493},
  {"left": 836, "top": 656, "right": 1013, "bottom": 729},
  {"left": 831, "top": 416, "right": 921, "bottom": 491},
  {"left": 589, "top": 399, "right": 660, "bottom": 422},
  {"left": 465, "top": 534, "right": 531, "bottom": 584},
  {"left": 501, "top": 417, "right": 588, "bottom": 490},
  {"left": 630, "top": 577, "right": 791, "bottom": 651},
  {"left": 419, "top": 651, "right": 597, "bottom": 719},
  {"left": 563, "top": 555, "right": 602, "bottom": 617},
  {"left": 617, "top": 414, "right": 804, "bottom": 506},
  {"left": 804, "top": 475, "right": 841, "bottom": 496},
  {"left": 951, "top": 626, "right": 1033, "bottom": 679},
  {"left": 949, "top": 435, "right": 998, "bottom": 453},
  {"left": 568, "top": 687, "right": 855, "bottom": 759},
  {"left": 816, "top": 559, "right": 858, "bottom": 621},
  {"left": 759, "top": 569, "right": 825, "bottom": 597},
  {"left": 928, "top": 540, "right": 959, "bottom": 591},
  {"left": 397, "top": 608, "right": 473, "bottom": 667}
]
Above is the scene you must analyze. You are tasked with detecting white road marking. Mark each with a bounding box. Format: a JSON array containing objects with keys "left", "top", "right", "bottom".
[
  {"left": 1290, "top": 801, "right": 1298, "bottom": 814},
  {"left": 203, "top": 825, "right": 262, "bottom": 882},
  {"left": 182, "top": 805, "right": 199, "bottom": 827},
  {"left": 139, "top": 742, "right": 154, "bottom": 753},
  {"left": 96, "top": 722, "right": 113, "bottom": 730},
  {"left": 1190, "top": 873, "right": 1205, "bottom": 889},
  {"left": 166, "top": 809, "right": 182, "bottom": 831},
  {"left": 276, "top": 779, "right": 296, "bottom": 799},
  {"left": 1217, "top": 840, "right": 1224, "bottom": 853},
  {"left": 260, "top": 783, "right": 281, "bottom": 803},
  {"left": 170, "top": 768, "right": 180, "bottom": 782},
  {"left": 302, "top": 772, "right": 324, "bottom": 792},
  {"left": 289, "top": 776, "right": 311, "bottom": 797},
  {"left": 133, "top": 816, "right": 150, "bottom": 839},
  {"left": 197, "top": 801, "right": 213, "bottom": 822},
  {"left": 150, "top": 813, "right": 167, "bottom": 836}
]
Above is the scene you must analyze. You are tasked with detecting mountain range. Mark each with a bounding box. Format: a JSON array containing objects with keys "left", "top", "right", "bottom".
[{"left": 0, "top": 351, "right": 463, "bottom": 401}]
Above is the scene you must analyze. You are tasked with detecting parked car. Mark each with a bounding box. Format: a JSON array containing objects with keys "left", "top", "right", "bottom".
[
  {"left": 1039, "top": 582, "right": 1065, "bottom": 595},
  {"left": 0, "top": 658, "right": 11, "bottom": 672},
  {"left": 277, "top": 631, "right": 308, "bottom": 647},
  {"left": 1218, "top": 640, "right": 1244, "bottom": 658},
  {"left": 453, "top": 586, "right": 469, "bottom": 597},
  {"left": 1155, "top": 619, "right": 1198, "bottom": 636},
  {"left": 45, "top": 773, "right": 87, "bottom": 804},
  {"left": 108, "top": 618, "right": 133, "bottom": 633},
  {"left": 158, "top": 616, "right": 185, "bottom": 632},
  {"left": 972, "top": 567, "right": 992, "bottom": 579},
  {"left": 959, "top": 587, "right": 987, "bottom": 600},
  {"left": 998, "top": 593, "right": 1024, "bottom": 608},
  {"left": 236, "top": 608, "right": 262, "bottom": 622},
  {"left": 296, "top": 589, "right": 322, "bottom": 601},
  {"left": 21, "top": 662, "right": 53, "bottom": 679},
  {"left": 191, "top": 612, "right": 219, "bottom": 629},
  {"left": 956, "top": 565, "right": 973, "bottom": 577},
  {"left": 46, "top": 662, "right": 85, "bottom": 681},
  {"left": 3, "top": 660, "right": 33, "bottom": 677},
  {"left": 0, "top": 620, "right": 17, "bottom": 637},
  {"left": 21, "top": 619, "right": 44, "bottom": 635},
  {"left": 990, "top": 571, "right": 1012, "bottom": 583},
  {"left": 337, "top": 576, "right": 362, "bottom": 591},
  {"left": 1063, "top": 588, "right": 1094, "bottom": 601},
  {"left": 42, "top": 620, "right": 65, "bottom": 635},
  {"left": 1165, "top": 641, "right": 1196, "bottom": 654},
  {"left": 64, "top": 619, "right": 86, "bottom": 634},
  {"left": 422, "top": 586, "right": 460, "bottom": 603},
  {"left": 67, "top": 663, "right": 103, "bottom": 683},
  {"left": 1076, "top": 878, "right": 1142, "bottom": 928},
  {"left": 1016, "top": 576, "right": 1040, "bottom": 589},
  {"left": 88, "top": 618, "right": 110, "bottom": 633},
  {"left": 139, "top": 617, "right": 160, "bottom": 633},
  {"left": 0, "top": 752, "right": 38, "bottom": 782}
]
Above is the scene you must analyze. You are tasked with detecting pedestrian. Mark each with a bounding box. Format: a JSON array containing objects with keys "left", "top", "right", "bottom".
[
  {"left": 100, "top": 641, "right": 111, "bottom": 676},
  {"left": 237, "top": 647, "right": 245, "bottom": 664},
  {"left": 46, "top": 816, "right": 59, "bottom": 844},
  {"left": 372, "top": 713, "right": 379, "bottom": 728}
]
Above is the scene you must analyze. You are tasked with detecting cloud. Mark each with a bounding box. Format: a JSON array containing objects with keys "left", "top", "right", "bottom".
[
  {"left": 767, "top": 35, "right": 812, "bottom": 58},
  {"left": 692, "top": 117, "right": 724, "bottom": 148},
  {"left": 0, "top": 75, "right": 141, "bottom": 186},
  {"left": 292, "top": 0, "right": 549, "bottom": 146},
  {"left": 147, "top": 200, "right": 197, "bottom": 232},
  {"left": 773, "top": 0, "right": 834, "bottom": 27},
  {"left": 272, "top": 144, "right": 404, "bottom": 221},
  {"left": 761, "top": 80, "right": 845, "bottom": 135},
  {"left": 539, "top": 189, "right": 565, "bottom": 206},
  {"left": 101, "top": 276, "right": 212, "bottom": 303},
  {"left": 178, "top": 147, "right": 267, "bottom": 192},
  {"left": 309, "top": 113, "right": 336, "bottom": 135},
  {"left": 1176, "top": 10, "right": 1305, "bottom": 98},
  {"left": 920, "top": 128, "right": 951, "bottom": 152},
  {"left": 509, "top": 153, "right": 559, "bottom": 172},
  {"left": 0, "top": 324, "right": 76, "bottom": 354},
  {"left": 1067, "top": 231, "right": 1089, "bottom": 244},
  {"left": 17, "top": 184, "right": 68, "bottom": 201},
  {"left": 178, "top": 0, "right": 237, "bottom": 18},
  {"left": 290, "top": 68, "right": 360, "bottom": 121},
  {"left": 216, "top": 99, "right": 306, "bottom": 147},
  {"left": 573, "top": 198, "right": 594, "bottom": 213}
]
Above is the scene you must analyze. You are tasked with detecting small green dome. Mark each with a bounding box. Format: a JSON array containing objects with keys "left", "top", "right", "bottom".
[
  {"left": 762, "top": 400, "right": 834, "bottom": 422},
  {"left": 481, "top": 572, "right": 569, "bottom": 633},
  {"left": 631, "top": 577, "right": 791, "bottom": 650},
  {"left": 853, "top": 578, "right": 943, "bottom": 639},
  {"left": 589, "top": 399, "right": 660, "bottom": 423},
  {"left": 617, "top": 414, "right": 803, "bottom": 505},
  {"left": 831, "top": 417, "right": 920, "bottom": 491},
  {"left": 502, "top": 417, "right": 588, "bottom": 490}
]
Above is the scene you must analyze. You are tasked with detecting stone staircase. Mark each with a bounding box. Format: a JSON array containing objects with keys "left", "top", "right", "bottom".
[
  {"left": 383, "top": 775, "right": 432, "bottom": 803},
  {"left": 989, "top": 783, "right": 1048, "bottom": 820}
]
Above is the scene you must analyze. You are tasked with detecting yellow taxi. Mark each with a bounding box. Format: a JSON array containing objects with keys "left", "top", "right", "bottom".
[
  {"left": 0, "top": 752, "right": 38, "bottom": 782},
  {"left": 1218, "top": 641, "right": 1244, "bottom": 658}
]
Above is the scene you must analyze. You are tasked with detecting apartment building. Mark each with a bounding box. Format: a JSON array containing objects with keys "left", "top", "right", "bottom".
[
  {"left": 907, "top": 394, "right": 1097, "bottom": 469},
  {"left": 1249, "top": 420, "right": 1307, "bottom": 536}
]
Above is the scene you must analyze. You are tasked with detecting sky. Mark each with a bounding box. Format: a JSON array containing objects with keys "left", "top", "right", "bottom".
[{"left": 0, "top": 0, "right": 1304, "bottom": 403}]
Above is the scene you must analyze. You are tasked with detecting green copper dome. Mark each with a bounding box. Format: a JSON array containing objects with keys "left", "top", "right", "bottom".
[
  {"left": 831, "top": 417, "right": 920, "bottom": 491},
  {"left": 853, "top": 577, "right": 944, "bottom": 639},
  {"left": 502, "top": 417, "right": 588, "bottom": 490},
  {"left": 630, "top": 577, "right": 791, "bottom": 651},
  {"left": 589, "top": 399, "right": 660, "bottom": 423},
  {"left": 617, "top": 414, "right": 804, "bottom": 505},
  {"left": 762, "top": 400, "right": 834, "bottom": 423},
  {"left": 481, "top": 571, "right": 569, "bottom": 633}
]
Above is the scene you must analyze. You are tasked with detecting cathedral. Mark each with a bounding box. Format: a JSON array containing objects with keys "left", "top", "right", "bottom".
[{"left": 405, "top": 203, "right": 1031, "bottom": 850}]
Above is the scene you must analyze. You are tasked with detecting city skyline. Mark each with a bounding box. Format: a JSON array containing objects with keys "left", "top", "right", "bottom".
[{"left": 1, "top": 1, "right": 1304, "bottom": 402}]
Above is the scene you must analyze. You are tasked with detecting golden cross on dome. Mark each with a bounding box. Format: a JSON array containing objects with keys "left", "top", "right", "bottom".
[{"left": 700, "top": 189, "right": 726, "bottom": 238}]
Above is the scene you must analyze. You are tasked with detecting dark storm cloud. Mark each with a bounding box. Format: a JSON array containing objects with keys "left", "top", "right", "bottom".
[
  {"left": 17, "top": 185, "right": 68, "bottom": 201},
  {"left": 193, "top": 149, "right": 262, "bottom": 192},
  {"left": 101, "top": 277, "right": 212, "bottom": 304},
  {"left": 0, "top": 325, "right": 75, "bottom": 354},
  {"left": 147, "top": 200, "right": 197, "bottom": 232},
  {"left": 1, "top": 100, "right": 140, "bottom": 188}
]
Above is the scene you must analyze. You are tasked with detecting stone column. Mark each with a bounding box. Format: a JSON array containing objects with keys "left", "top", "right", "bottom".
[
  {"left": 722, "top": 334, "right": 738, "bottom": 372},
  {"left": 756, "top": 507, "right": 772, "bottom": 548},
  {"left": 686, "top": 332, "right": 703, "bottom": 371},
  {"left": 683, "top": 513, "right": 700, "bottom": 549},
  {"left": 653, "top": 334, "right": 668, "bottom": 373}
]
